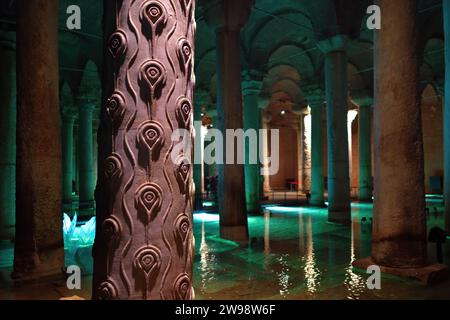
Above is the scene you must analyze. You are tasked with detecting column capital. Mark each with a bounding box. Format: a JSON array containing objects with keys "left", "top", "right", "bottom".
[
  {"left": 242, "top": 80, "right": 262, "bottom": 97},
  {"left": 316, "top": 34, "right": 349, "bottom": 54},
  {"left": 352, "top": 96, "right": 374, "bottom": 109},
  {"left": 204, "top": 0, "right": 254, "bottom": 31},
  {"left": 302, "top": 85, "right": 325, "bottom": 108}
]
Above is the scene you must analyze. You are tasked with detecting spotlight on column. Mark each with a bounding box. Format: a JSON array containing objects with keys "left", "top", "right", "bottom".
[
  {"left": 428, "top": 227, "right": 447, "bottom": 264},
  {"left": 280, "top": 110, "right": 286, "bottom": 115}
]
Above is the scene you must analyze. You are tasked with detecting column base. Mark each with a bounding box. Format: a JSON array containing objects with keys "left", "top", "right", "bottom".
[
  {"left": 310, "top": 199, "right": 326, "bottom": 207},
  {"left": 353, "top": 257, "right": 449, "bottom": 285},
  {"left": 12, "top": 266, "right": 65, "bottom": 286},
  {"left": 79, "top": 200, "right": 95, "bottom": 210},
  {"left": 220, "top": 225, "right": 249, "bottom": 243},
  {"left": 328, "top": 210, "right": 351, "bottom": 225},
  {"left": 63, "top": 201, "right": 73, "bottom": 212}
]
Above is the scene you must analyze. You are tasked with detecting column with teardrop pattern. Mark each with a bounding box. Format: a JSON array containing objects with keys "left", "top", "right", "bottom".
[{"left": 93, "top": 0, "right": 196, "bottom": 300}]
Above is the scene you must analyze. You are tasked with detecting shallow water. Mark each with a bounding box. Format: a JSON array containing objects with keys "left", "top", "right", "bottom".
[{"left": 1, "top": 200, "right": 449, "bottom": 300}]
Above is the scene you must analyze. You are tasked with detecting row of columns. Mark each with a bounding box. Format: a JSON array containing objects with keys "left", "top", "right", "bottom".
[
  {"left": 61, "top": 107, "right": 97, "bottom": 212},
  {"left": 0, "top": 31, "right": 16, "bottom": 241}
]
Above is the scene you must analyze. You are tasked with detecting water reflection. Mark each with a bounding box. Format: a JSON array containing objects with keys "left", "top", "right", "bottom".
[
  {"left": 303, "top": 216, "right": 321, "bottom": 294},
  {"left": 344, "top": 213, "right": 366, "bottom": 299},
  {"left": 264, "top": 210, "right": 271, "bottom": 254},
  {"left": 199, "top": 220, "right": 217, "bottom": 293}
]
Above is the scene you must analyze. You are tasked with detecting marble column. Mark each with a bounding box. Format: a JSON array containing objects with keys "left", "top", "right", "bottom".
[
  {"left": 14, "top": 0, "right": 64, "bottom": 281},
  {"left": 444, "top": 0, "right": 450, "bottom": 234},
  {"left": 78, "top": 104, "right": 95, "bottom": 210},
  {"left": 62, "top": 115, "right": 75, "bottom": 210},
  {"left": 242, "top": 76, "right": 262, "bottom": 213},
  {"left": 358, "top": 105, "right": 373, "bottom": 201},
  {"left": 372, "top": 0, "right": 426, "bottom": 268},
  {"left": 93, "top": 0, "right": 196, "bottom": 300},
  {"left": 318, "top": 35, "right": 351, "bottom": 223},
  {"left": 205, "top": 0, "right": 252, "bottom": 242},
  {"left": 0, "top": 32, "right": 16, "bottom": 241},
  {"left": 310, "top": 102, "right": 325, "bottom": 206}
]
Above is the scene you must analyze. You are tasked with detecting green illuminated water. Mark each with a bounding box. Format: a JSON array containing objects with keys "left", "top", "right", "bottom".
[{"left": 0, "top": 200, "right": 449, "bottom": 299}]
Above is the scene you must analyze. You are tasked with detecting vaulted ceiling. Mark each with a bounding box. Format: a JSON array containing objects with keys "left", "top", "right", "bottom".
[{"left": 0, "top": 0, "right": 445, "bottom": 117}]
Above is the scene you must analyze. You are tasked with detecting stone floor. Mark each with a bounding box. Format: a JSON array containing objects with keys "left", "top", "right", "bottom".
[{"left": 1, "top": 197, "right": 449, "bottom": 300}]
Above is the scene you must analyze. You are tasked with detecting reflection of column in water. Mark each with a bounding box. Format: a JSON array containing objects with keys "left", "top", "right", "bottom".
[
  {"left": 200, "top": 221, "right": 209, "bottom": 291},
  {"left": 264, "top": 210, "right": 271, "bottom": 254},
  {"left": 352, "top": 211, "right": 361, "bottom": 258},
  {"left": 345, "top": 214, "right": 365, "bottom": 299},
  {"left": 304, "top": 216, "right": 320, "bottom": 294},
  {"left": 299, "top": 212, "right": 305, "bottom": 255}
]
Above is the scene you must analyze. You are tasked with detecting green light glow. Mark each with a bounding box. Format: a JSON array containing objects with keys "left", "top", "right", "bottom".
[
  {"left": 202, "top": 201, "right": 215, "bottom": 207},
  {"left": 193, "top": 212, "right": 220, "bottom": 222}
]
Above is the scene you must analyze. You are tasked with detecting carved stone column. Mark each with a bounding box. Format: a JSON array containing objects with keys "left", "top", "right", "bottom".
[
  {"left": 318, "top": 35, "right": 351, "bottom": 223},
  {"left": 93, "top": 0, "right": 196, "bottom": 300},
  {"left": 205, "top": 0, "right": 253, "bottom": 242},
  {"left": 0, "top": 31, "right": 16, "bottom": 241},
  {"left": 14, "top": 0, "right": 64, "bottom": 281}
]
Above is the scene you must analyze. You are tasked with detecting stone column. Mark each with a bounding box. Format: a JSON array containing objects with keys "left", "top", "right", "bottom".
[
  {"left": 93, "top": 0, "right": 196, "bottom": 300},
  {"left": 444, "top": 0, "right": 450, "bottom": 234},
  {"left": 78, "top": 104, "right": 95, "bottom": 210},
  {"left": 242, "top": 74, "right": 262, "bottom": 213},
  {"left": 300, "top": 111, "right": 312, "bottom": 193},
  {"left": 194, "top": 90, "right": 208, "bottom": 209},
  {"left": 358, "top": 104, "right": 373, "bottom": 201},
  {"left": 309, "top": 102, "right": 325, "bottom": 206},
  {"left": 205, "top": 0, "right": 253, "bottom": 242},
  {"left": 62, "top": 114, "right": 75, "bottom": 211},
  {"left": 372, "top": 0, "right": 426, "bottom": 268},
  {"left": 261, "top": 109, "right": 271, "bottom": 193},
  {"left": 318, "top": 35, "right": 351, "bottom": 223},
  {"left": 0, "top": 32, "right": 16, "bottom": 241},
  {"left": 14, "top": 0, "right": 64, "bottom": 281}
]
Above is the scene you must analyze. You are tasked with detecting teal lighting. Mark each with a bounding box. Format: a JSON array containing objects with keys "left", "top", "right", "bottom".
[
  {"left": 202, "top": 201, "right": 215, "bottom": 207},
  {"left": 194, "top": 212, "right": 220, "bottom": 222}
]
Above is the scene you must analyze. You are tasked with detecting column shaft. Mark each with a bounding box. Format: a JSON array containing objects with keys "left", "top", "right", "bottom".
[
  {"left": 444, "top": 0, "right": 450, "bottom": 234},
  {"left": 93, "top": 0, "right": 196, "bottom": 300},
  {"left": 62, "top": 117, "right": 75, "bottom": 209},
  {"left": 243, "top": 83, "right": 261, "bottom": 213},
  {"left": 78, "top": 105, "right": 95, "bottom": 209},
  {"left": 0, "top": 33, "right": 16, "bottom": 240},
  {"left": 372, "top": 0, "right": 426, "bottom": 267},
  {"left": 310, "top": 104, "right": 324, "bottom": 206},
  {"left": 358, "top": 105, "right": 372, "bottom": 201},
  {"left": 301, "top": 114, "right": 312, "bottom": 193},
  {"left": 14, "top": 0, "right": 64, "bottom": 281},
  {"left": 324, "top": 48, "right": 351, "bottom": 222},
  {"left": 216, "top": 28, "right": 248, "bottom": 241}
]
